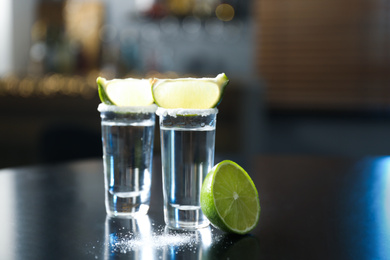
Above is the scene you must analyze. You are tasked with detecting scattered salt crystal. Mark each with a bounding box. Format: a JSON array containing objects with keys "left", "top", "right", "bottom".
[
  {"left": 156, "top": 107, "right": 218, "bottom": 117},
  {"left": 110, "top": 228, "right": 208, "bottom": 254},
  {"left": 98, "top": 103, "right": 158, "bottom": 114}
]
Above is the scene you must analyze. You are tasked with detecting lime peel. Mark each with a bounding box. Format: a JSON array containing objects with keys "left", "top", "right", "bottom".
[
  {"left": 97, "top": 77, "right": 114, "bottom": 105},
  {"left": 201, "top": 160, "right": 260, "bottom": 235}
]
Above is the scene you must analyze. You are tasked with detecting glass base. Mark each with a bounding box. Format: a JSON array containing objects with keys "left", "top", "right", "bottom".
[
  {"left": 105, "top": 187, "right": 151, "bottom": 218},
  {"left": 164, "top": 204, "right": 210, "bottom": 230},
  {"left": 165, "top": 220, "right": 210, "bottom": 230},
  {"left": 106, "top": 204, "right": 149, "bottom": 218}
]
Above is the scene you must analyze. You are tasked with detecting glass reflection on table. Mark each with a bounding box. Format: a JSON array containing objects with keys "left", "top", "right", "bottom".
[
  {"left": 162, "top": 226, "right": 212, "bottom": 259},
  {"left": 104, "top": 216, "right": 154, "bottom": 259},
  {"left": 104, "top": 215, "right": 213, "bottom": 260},
  {"left": 104, "top": 215, "right": 260, "bottom": 260}
]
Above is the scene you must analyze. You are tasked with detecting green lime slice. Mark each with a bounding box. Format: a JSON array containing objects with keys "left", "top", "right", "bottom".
[
  {"left": 201, "top": 160, "right": 260, "bottom": 235},
  {"left": 97, "top": 77, "right": 154, "bottom": 106},
  {"left": 151, "top": 73, "right": 229, "bottom": 109}
]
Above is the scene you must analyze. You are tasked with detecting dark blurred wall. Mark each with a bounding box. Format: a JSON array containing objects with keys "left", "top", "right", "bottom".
[{"left": 256, "top": 0, "right": 390, "bottom": 112}]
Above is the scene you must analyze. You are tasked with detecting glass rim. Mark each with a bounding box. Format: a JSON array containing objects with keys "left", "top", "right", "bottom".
[
  {"left": 156, "top": 107, "right": 218, "bottom": 117},
  {"left": 98, "top": 103, "right": 158, "bottom": 113}
]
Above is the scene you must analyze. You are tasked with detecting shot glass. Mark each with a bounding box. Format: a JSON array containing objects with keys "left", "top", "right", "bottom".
[
  {"left": 98, "top": 103, "right": 157, "bottom": 217},
  {"left": 157, "top": 107, "right": 218, "bottom": 229}
]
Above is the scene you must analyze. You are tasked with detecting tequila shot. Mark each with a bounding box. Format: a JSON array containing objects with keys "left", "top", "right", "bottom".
[
  {"left": 99, "top": 103, "right": 157, "bottom": 217},
  {"left": 157, "top": 107, "right": 218, "bottom": 229}
]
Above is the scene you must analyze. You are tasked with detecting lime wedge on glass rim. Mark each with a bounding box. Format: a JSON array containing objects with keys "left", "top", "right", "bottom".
[
  {"left": 97, "top": 77, "right": 154, "bottom": 106},
  {"left": 201, "top": 160, "right": 261, "bottom": 235},
  {"left": 151, "top": 73, "right": 229, "bottom": 109}
]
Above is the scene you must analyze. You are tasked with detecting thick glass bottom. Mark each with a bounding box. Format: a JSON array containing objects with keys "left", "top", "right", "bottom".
[{"left": 164, "top": 204, "right": 210, "bottom": 230}]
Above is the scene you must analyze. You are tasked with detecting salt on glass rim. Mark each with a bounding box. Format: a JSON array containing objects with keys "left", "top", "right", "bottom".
[
  {"left": 156, "top": 107, "right": 218, "bottom": 117},
  {"left": 97, "top": 103, "right": 158, "bottom": 113}
]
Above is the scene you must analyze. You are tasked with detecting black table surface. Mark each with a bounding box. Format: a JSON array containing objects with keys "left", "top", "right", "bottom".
[{"left": 1, "top": 155, "right": 390, "bottom": 260}]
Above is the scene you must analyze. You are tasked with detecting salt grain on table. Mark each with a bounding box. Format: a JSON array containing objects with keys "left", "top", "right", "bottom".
[{"left": 111, "top": 229, "right": 202, "bottom": 253}]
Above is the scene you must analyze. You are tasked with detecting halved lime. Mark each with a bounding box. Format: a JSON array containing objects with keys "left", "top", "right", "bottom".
[
  {"left": 97, "top": 77, "right": 154, "bottom": 106},
  {"left": 151, "top": 73, "right": 229, "bottom": 109},
  {"left": 201, "top": 160, "right": 260, "bottom": 235}
]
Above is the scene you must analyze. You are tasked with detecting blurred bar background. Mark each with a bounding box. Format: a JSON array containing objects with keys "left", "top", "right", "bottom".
[{"left": 0, "top": 0, "right": 389, "bottom": 168}]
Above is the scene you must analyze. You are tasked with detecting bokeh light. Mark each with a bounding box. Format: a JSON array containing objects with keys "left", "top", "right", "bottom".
[{"left": 215, "top": 4, "right": 235, "bottom": 22}]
